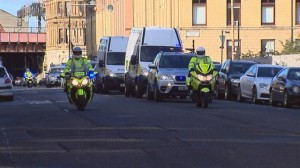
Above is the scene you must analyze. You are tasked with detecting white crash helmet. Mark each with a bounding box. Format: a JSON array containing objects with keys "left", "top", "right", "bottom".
[
  {"left": 73, "top": 46, "right": 82, "bottom": 59},
  {"left": 196, "top": 47, "right": 205, "bottom": 56}
]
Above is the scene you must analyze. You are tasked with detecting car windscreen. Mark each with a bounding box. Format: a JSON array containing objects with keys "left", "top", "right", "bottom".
[
  {"left": 288, "top": 69, "right": 300, "bottom": 80},
  {"left": 257, "top": 67, "right": 283, "bottom": 77},
  {"left": 0, "top": 68, "right": 6, "bottom": 77},
  {"left": 107, "top": 52, "right": 125, "bottom": 65},
  {"left": 50, "top": 68, "right": 63, "bottom": 73},
  {"left": 229, "top": 63, "right": 255, "bottom": 75},
  {"left": 159, "top": 55, "right": 192, "bottom": 68},
  {"left": 214, "top": 64, "right": 221, "bottom": 72},
  {"left": 140, "top": 46, "right": 182, "bottom": 62}
]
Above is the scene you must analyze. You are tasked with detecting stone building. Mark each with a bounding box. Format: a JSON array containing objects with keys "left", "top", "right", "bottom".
[
  {"left": 88, "top": 0, "right": 300, "bottom": 63},
  {"left": 44, "top": 0, "right": 87, "bottom": 70}
]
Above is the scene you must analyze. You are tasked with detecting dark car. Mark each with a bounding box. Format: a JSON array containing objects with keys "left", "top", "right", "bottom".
[
  {"left": 216, "top": 59, "right": 258, "bottom": 100},
  {"left": 269, "top": 67, "right": 300, "bottom": 108}
]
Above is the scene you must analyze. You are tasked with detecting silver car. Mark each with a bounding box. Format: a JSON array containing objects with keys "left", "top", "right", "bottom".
[
  {"left": 0, "top": 66, "right": 13, "bottom": 101},
  {"left": 147, "top": 52, "right": 195, "bottom": 101}
]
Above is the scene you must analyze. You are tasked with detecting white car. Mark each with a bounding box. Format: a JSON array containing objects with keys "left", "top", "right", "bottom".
[
  {"left": 237, "top": 64, "right": 284, "bottom": 103},
  {"left": 0, "top": 66, "right": 13, "bottom": 101}
]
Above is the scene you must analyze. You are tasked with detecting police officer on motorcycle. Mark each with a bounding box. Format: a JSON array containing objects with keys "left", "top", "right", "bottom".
[
  {"left": 61, "top": 46, "right": 94, "bottom": 91},
  {"left": 24, "top": 68, "right": 33, "bottom": 86}
]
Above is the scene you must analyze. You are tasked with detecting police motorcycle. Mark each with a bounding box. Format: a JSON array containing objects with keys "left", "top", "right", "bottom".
[
  {"left": 63, "top": 70, "right": 97, "bottom": 111},
  {"left": 188, "top": 56, "right": 216, "bottom": 108},
  {"left": 26, "top": 76, "right": 33, "bottom": 88}
]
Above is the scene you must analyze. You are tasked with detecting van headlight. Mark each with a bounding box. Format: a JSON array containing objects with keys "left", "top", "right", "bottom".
[
  {"left": 72, "top": 79, "right": 79, "bottom": 86},
  {"left": 141, "top": 68, "right": 149, "bottom": 76},
  {"left": 107, "top": 69, "right": 116, "bottom": 77},
  {"left": 293, "top": 86, "right": 300, "bottom": 93},
  {"left": 160, "top": 75, "right": 173, "bottom": 80}
]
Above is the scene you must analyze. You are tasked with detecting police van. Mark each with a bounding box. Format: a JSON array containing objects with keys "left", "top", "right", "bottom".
[
  {"left": 124, "top": 27, "right": 183, "bottom": 98},
  {"left": 95, "top": 36, "right": 129, "bottom": 93}
]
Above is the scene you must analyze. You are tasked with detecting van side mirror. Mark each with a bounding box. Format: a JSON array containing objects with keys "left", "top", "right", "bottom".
[
  {"left": 99, "top": 60, "right": 104, "bottom": 67},
  {"left": 130, "top": 55, "right": 137, "bottom": 65}
]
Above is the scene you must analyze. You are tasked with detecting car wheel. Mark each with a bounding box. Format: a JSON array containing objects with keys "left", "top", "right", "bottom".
[
  {"left": 283, "top": 91, "right": 291, "bottom": 108},
  {"left": 146, "top": 83, "right": 154, "bottom": 100},
  {"left": 269, "top": 90, "right": 277, "bottom": 106},
  {"left": 154, "top": 83, "right": 163, "bottom": 102},
  {"left": 237, "top": 85, "right": 244, "bottom": 102},
  {"left": 102, "top": 80, "right": 108, "bottom": 94},
  {"left": 224, "top": 84, "right": 231, "bottom": 100},
  {"left": 135, "top": 83, "right": 143, "bottom": 98},
  {"left": 252, "top": 87, "right": 259, "bottom": 104}
]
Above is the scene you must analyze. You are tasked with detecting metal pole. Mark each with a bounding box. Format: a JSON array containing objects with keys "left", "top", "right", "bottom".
[
  {"left": 231, "top": 0, "right": 234, "bottom": 60},
  {"left": 69, "top": 14, "right": 71, "bottom": 57},
  {"left": 221, "top": 30, "right": 224, "bottom": 64},
  {"left": 237, "top": 20, "right": 240, "bottom": 59},
  {"left": 291, "top": 0, "right": 294, "bottom": 41}
]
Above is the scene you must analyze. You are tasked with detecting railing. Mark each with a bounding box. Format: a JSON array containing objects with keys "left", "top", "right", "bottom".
[{"left": 1, "top": 27, "right": 46, "bottom": 33}]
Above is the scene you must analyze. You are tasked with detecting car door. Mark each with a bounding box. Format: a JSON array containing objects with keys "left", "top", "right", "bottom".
[
  {"left": 241, "top": 65, "right": 255, "bottom": 97},
  {"left": 272, "top": 68, "right": 288, "bottom": 100},
  {"left": 246, "top": 66, "right": 257, "bottom": 97},
  {"left": 148, "top": 54, "right": 161, "bottom": 92}
]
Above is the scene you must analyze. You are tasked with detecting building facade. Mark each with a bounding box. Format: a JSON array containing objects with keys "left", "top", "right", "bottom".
[
  {"left": 88, "top": 0, "right": 300, "bottom": 63},
  {"left": 44, "top": 0, "right": 87, "bottom": 71}
]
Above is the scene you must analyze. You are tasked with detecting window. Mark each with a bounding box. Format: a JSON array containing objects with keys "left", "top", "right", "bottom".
[
  {"left": 227, "top": 0, "right": 241, "bottom": 26},
  {"left": 78, "top": 2, "right": 84, "bottom": 16},
  {"left": 261, "top": 0, "right": 275, "bottom": 25},
  {"left": 192, "top": 0, "right": 206, "bottom": 25},
  {"left": 59, "top": 29, "right": 63, "bottom": 44},
  {"left": 226, "top": 40, "right": 239, "bottom": 60},
  {"left": 261, "top": 39, "right": 275, "bottom": 56},
  {"left": 57, "top": 2, "right": 62, "bottom": 16},
  {"left": 297, "top": 0, "right": 300, "bottom": 24},
  {"left": 65, "top": 1, "right": 71, "bottom": 16}
]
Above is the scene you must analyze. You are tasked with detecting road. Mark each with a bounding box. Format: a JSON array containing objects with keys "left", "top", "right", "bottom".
[{"left": 0, "top": 86, "right": 300, "bottom": 168}]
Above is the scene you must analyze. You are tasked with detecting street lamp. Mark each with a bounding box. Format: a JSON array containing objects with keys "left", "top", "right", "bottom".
[{"left": 220, "top": 30, "right": 230, "bottom": 64}]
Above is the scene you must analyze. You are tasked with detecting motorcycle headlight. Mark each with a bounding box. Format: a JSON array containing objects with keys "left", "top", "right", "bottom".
[
  {"left": 160, "top": 74, "right": 173, "bottom": 80},
  {"left": 82, "top": 78, "right": 89, "bottom": 86},
  {"left": 141, "top": 68, "right": 149, "bottom": 76},
  {"left": 231, "top": 78, "right": 240, "bottom": 83},
  {"left": 259, "top": 83, "right": 269, "bottom": 88},
  {"left": 107, "top": 69, "right": 116, "bottom": 77},
  {"left": 197, "top": 74, "right": 212, "bottom": 81},
  {"left": 72, "top": 79, "right": 79, "bottom": 86},
  {"left": 293, "top": 86, "right": 300, "bottom": 93}
]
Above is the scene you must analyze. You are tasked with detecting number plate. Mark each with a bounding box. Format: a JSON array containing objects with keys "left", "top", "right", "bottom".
[
  {"left": 178, "top": 86, "right": 187, "bottom": 91},
  {"left": 120, "top": 83, "right": 125, "bottom": 87}
]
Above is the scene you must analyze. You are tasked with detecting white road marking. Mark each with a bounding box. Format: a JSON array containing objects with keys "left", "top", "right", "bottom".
[{"left": 26, "top": 100, "right": 52, "bottom": 104}]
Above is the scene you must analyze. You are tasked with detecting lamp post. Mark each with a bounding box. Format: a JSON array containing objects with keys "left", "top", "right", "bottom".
[{"left": 220, "top": 30, "right": 230, "bottom": 64}]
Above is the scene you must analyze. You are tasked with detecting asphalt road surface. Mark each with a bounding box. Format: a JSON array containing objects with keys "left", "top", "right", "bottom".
[{"left": 0, "top": 86, "right": 300, "bottom": 168}]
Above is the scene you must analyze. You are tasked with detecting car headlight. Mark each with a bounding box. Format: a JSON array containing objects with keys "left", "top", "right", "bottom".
[
  {"left": 293, "top": 86, "right": 300, "bottom": 93},
  {"left": 197, "top": 74, "right": 213, "bottom": 81},
  {"left": 259, "top": 83, "right": 269, "bottom": 88},
  {"left": 141, "top": 68, "right": 149, "bottom": 76},
  {"left": 231, "top": 79, "right": 240, "bottom": 83},
  {"left": 81, "top": 78, "right": 89, "bottom": 86},
  {"left": 160, "top": 74, "right": 173, "bottom": 80},
  {"left": 71, "top": 79, "right": 79, "bottom": 86},
  {"left": 107, "top": 69, "right": 116, "bottom": 77}
]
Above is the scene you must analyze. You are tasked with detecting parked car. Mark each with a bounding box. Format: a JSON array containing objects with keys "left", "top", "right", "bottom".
[
  {"left": 269, "top": 67, "right": 300, "bottom": 107},
  {"left": 46, "top": 66, "right": 63, "bottom": 87},
  {"left": 14, "top": 77, "right": 23, "bottom": 86},
  {"left": 0, "top": 66, "right": 13, "bottom": 101},
  {"left": 216, "top": 59, "right": 258, "bottom": 100},
  {"left": 237, "top": 64, "right": 284, "bottom": 103},
  {"left": 147, "top": 52, "right": 194, "bottom": 101}
]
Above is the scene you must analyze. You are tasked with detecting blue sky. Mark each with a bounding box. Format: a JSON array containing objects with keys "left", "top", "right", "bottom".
[{"left": 0, "top": 0, "right": 44, "bottom": 27}]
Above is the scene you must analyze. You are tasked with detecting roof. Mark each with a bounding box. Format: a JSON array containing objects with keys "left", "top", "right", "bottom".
[
  {"left": 254, "top": 64, "right": 284, "bottom": 68},
  {"left": 230, "top": 59, "right": 259, "bottom": 64},
  {"left": 161, "top": 52, "right": 196, "bottom": 56}
]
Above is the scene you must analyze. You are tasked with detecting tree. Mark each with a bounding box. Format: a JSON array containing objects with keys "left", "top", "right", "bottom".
[{"left": 280, "top": 39, "right": 300, "bottom": 55}]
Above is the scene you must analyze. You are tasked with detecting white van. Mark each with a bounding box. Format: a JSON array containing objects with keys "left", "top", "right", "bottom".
[
  {"left": 124, "top": 27, "right": 183, "bottom": 98},
  {"left": 95, "top": 36, "right": 129, "bottom": 93}
]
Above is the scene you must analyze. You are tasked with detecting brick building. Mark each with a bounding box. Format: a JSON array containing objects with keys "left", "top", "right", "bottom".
[{"left": 90, "top": 0, "right": 300, "bottom": 63}]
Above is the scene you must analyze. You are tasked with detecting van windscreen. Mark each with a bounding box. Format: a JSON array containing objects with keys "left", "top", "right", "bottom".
[
  {"left": 107, "top": 52, "right": 126, "bottom": 65},
  {"left": 140, "top": 46, "right": 182, "bottom": 62}
]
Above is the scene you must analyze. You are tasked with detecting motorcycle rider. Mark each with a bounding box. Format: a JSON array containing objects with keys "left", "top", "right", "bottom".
[
  {"left": 61, "top": 46, "right": 94, "bottom": 92},
  {"left": 24, "top": 68, "right": 33, "bottom": 86},
  {"left": 186, "top": 47, "right": 216, "bottom": 97}
]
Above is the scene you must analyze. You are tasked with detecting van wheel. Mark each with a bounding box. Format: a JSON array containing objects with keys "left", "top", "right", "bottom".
[
  {"left": 125, "top": 84, "right": 131, "bottom": 97},
  {"left": 146, "top": 84, "right": 154, "bottom": 100},
  {"left": 154, "top": 84, "right": 163, "bottom": 102},
  {"left": 102, "top": 81, "right": 108, "bottom": 94}
]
